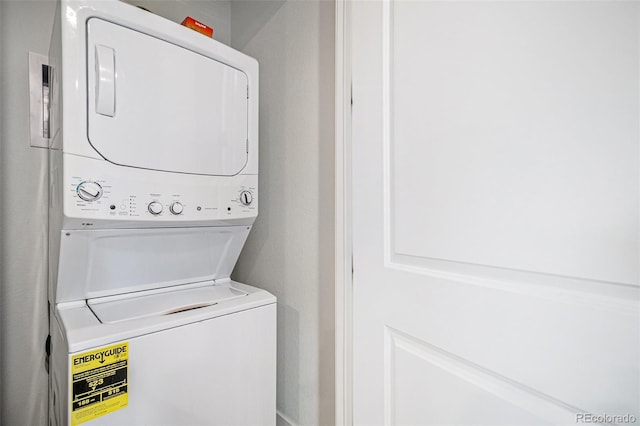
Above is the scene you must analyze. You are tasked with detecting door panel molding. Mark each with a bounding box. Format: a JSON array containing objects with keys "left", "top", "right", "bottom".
[
  {"left": 379, "top": 0, "right": 638, "bottom": 316},
  {"left": 385, "top": 256, "right": 639, "bottom": 316},
  {"left": 384, "top": 327, "right": 583, "bottom": 425},
  {"left": 382, "top": 0, "right": 639, "bottom": 286}
]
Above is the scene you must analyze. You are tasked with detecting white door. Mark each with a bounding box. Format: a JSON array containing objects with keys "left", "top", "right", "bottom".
[{"left": 350, "top": 1, "right": 640, "bottom": 425}]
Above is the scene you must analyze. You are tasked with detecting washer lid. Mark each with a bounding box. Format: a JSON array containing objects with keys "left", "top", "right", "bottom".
[
  {"left": 86, "top": 18, "right": 249, "bottom": 176},
  {"left": 88, "top": 284, "right": 248, "bottom": 324}
]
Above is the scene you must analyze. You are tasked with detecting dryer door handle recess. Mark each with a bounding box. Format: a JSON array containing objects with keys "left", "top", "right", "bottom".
[{"left": 95, "top": 45, "right": 115, "bottom": 117}]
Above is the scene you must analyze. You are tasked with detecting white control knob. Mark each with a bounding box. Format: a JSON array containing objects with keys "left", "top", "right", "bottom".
[
  {"left": 77, "top": 181, "right": 103, "bottom": 202},
  {"left": 170, "top": 202, "right": 183, "bottom": 215},
  {"left": 239, "top": 191, "right": 253, "bottom": 206},
  {"left": 148, "top": 201, "right": 163, "bottom": 215}
]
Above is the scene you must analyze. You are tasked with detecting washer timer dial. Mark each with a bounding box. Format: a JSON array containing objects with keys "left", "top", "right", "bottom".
[{"left": 77, "top": 181, "right": 103, "bottom": 202}]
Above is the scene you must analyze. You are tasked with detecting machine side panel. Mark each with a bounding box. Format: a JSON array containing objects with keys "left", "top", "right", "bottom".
[
  {"left": 49, "top": 313, "right": 70, "bottom": 426},
  {"left": 49, "top": 149, "right": 64, "bottom": 303},
  {"left": 48, "top": 0, "right": 62, "bottom": 151},
  {"left": 49, "top": 1, "right": 64, "bottom": 302}
]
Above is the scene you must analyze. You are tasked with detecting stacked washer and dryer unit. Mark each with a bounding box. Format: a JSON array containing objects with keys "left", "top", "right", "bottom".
[{"left": 47, "top": 1, "right": 275, "bottom": 425}]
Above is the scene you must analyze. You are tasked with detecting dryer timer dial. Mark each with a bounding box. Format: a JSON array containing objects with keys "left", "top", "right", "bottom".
[
  {"left": 77, "top": 181, "right": 103, "bottom": 202},
  {"left": 240, "top": 191, "right": 253, "bottom": 206}
]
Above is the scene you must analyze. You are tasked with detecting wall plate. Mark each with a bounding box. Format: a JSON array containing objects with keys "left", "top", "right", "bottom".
[{"left": 28, "top": 51, "right": 51, "bottom": 148}]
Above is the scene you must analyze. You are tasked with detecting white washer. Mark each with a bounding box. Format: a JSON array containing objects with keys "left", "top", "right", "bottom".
[
  {"left": 47, "top": 1, "right": 273, "bottom": 425},
  {"left": 50, "top": 281, "right": 276, "bottom": 426}
]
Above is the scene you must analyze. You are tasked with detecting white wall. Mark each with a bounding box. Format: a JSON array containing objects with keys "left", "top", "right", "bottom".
[{"left": 230, "top": 2, "right": 335, "bottom": 425}]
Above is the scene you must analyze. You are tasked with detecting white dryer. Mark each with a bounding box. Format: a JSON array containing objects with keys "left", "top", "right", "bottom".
[{"left": 47, "top": 1, "right": 274, "bottom": 425}]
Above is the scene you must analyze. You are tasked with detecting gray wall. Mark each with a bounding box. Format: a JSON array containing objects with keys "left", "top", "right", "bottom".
[
  {"left": 1, "top": 2, "right": 56, "bottom": 424},
  {"left": 230, "top": 2, "right": 335, "bottom": 425}
]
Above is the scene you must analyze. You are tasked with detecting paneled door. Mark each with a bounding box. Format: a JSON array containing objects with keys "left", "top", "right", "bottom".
[{"left": 350, "top": 1, "right": 640, "bottom": 424}]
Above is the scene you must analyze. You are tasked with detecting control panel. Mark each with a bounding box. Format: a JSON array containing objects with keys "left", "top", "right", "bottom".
[{"left": 63, "top": 158, "right": 257, "bottom": 226}]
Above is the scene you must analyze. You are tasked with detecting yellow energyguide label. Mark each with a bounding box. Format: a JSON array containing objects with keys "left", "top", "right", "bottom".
[{"left": 70, "top": 342, "right": 129, "bottom": 425}]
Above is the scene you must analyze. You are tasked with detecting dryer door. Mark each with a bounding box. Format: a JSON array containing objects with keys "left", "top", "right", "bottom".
[{"left": 86, "top": 18, "right": 248, "bottom": 176}]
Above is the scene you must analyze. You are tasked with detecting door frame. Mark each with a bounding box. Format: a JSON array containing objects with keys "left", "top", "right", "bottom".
[{"left": 335, "top": 0, "right": 353, "bottom": 424}]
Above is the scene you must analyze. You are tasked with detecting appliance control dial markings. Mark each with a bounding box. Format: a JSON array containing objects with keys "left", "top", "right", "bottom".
[
  {"left": 77, "top": 181, "right": 103, "bottom": 202},
  {"left": 148, "top": 201, "right": 163, "bottom": 215}
]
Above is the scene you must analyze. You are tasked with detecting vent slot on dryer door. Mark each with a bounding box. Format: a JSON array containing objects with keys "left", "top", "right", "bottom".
[{"left": 86, "top": 18, "right": 249, "bottom": 176}]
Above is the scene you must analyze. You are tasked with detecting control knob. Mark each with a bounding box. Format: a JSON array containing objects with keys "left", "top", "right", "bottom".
[
  {"left": 77, "top": 181, "right": 103, "bottom": 202},
  {"left": 239, "top": 191, "right": 253, "bottom": 206},
  {"left": 148, "top": 201, "right": 163, "bottom": 215},
  {"left": 170, "top": 202, "right": 184, "bottom": 215}
]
